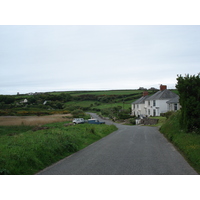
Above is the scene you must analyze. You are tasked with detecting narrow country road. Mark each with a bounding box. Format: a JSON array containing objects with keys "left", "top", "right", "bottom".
[{"left": 37, "top": 113, "right": 198, "bottom": 175}]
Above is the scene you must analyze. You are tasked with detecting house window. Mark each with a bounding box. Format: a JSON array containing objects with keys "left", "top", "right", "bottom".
[
  {"left": 174, "top": 103, "right": 177, "bottom": 111},
  {"left": 148, "top": 109, "right": 150, "bottom": 115},
  {"left": 148, "top": 101, "right": 150, "bottom": 106},
  {"left": 153, "top": 100, "right": 156, "bottom": 106}
]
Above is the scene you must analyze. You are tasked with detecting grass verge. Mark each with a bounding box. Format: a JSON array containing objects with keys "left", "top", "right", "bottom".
[
  {"left": 0, "top": 122, "right": 117, "bottom": 175},
  {"left": 159, "top": 111, "right": 200, "bottom": 174}
]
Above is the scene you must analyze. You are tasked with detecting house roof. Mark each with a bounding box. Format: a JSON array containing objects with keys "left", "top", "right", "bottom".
[
  {"left": 132, "top": 95, "right": 149, "bottom": 104},
  {"left": 145, "top": 89, "right": 178, "bottom": 101},
  {"left": 166, "top": 96, "right": 179, "bottom": 104}
]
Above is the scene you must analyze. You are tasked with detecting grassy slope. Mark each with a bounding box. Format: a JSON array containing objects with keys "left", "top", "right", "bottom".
[
  {"left": 159, "top": 111, "right": 200, "bottom": 174},
  {"left": 149, "top": 116, "right": 167, "bottom": 127},
  {"left": 63, "top": 89, "right": 178, "bottom": 110},
  {"left": 0, "top": 122, "right": 117, "bottom": 175},
  {"left": 50, "top": 90, "right": 141, "bottom": 96},
  {"left": 63, "top": 90, "right": 148, "bottom": 111}
]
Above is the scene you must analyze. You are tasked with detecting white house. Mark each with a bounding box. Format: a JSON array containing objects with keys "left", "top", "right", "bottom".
[
  {"left": 132, "top": 85, "right": 180, "bottom": 117},
  {"left": 131, "top": 91, "right": 149, "bottom": 117},
  {"left": 166, "top": 96, "right": 181, "bottom": 112},
  {"left": 20, "top": 99, "right": 28, "bottom": 103}
]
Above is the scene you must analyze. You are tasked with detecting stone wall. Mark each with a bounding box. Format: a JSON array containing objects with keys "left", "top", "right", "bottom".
[{"left": 140, "top": 118, "right": 159, "bottom": 125}]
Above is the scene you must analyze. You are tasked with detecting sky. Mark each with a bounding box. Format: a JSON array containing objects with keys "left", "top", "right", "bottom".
[{"left": 0, "top": 25, "right": 200, "bottom": 95}]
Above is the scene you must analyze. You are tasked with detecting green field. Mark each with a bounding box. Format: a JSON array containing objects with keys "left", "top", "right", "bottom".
[
  {"left": 64, "top": 100, "right": 131, "bottom": 110},
  {"left": 49, "top": 90, "right": 143, "bottom": 96},
  {"left": 1, "top": 89, "right": 178, "bottom": 120}
]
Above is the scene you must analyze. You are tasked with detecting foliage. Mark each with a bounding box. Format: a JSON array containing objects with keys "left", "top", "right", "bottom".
[
  {"left": 71, "top": 109, "right": 86, "bottom": 118},
  {"left": 0, "top": 169, "right": 10, "bottom": 175},
  {"left": 101, "top": 106, "right": 131, "bottom": 121},
  {"left": 176, "top": 73, "right": 200, "bottom": 133},
  {"left": 118, "top": 109, "right": 131, "bottom": 120},
  {"left": 161, "top": 111, "right": 175, "bottom": 119},
  {"left": 0, "top": 95, "right": 15, "bottom": 104},
  {"left": 129, "top": 118, "right": 136, "bottom": 125},
  {"left": 160, "top": 111, "right": 200, "bottom": 174},
  {"left": 0, "top": 122, "right": 117, "bottom": 175}
]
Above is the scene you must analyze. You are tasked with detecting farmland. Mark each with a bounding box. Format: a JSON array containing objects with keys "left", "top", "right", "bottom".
[
  {"left": 0, "top": 114, "right": 72, "bottom": 126},
  {"left": 0, "top": 89, "right": 154, "bottom": 117},
  {"left": 0, "top": 89, "right": 180, "bottom": 175},
  {"left": 0, "top": 89, "right": 179, "bottom": 123}
]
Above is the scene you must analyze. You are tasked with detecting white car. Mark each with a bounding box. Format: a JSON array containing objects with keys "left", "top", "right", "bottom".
[{"left": 72, "top": 118, "right": 85, "bottom": 125}]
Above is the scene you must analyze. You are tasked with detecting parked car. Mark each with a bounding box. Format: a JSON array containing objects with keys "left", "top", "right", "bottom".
[
  {"left": 87, "top": 119, "right": 105, "bottom": 124},
  {"left": 72, "top": 118, "right": 85, "bottom": 124}
]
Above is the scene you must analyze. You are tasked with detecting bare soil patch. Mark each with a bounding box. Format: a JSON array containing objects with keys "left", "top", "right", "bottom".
[{"left": 0, "top": 114, "right": 72, "bottom": 126}]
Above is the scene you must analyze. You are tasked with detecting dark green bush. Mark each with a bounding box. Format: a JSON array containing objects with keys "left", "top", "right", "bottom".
[
  {"left": 176, "top": 73, "right": 200, "bottom": 133},
  {"left": 0, "top": 168, "right": 10, "bottom": 175},
  {"left": 71, "top": 109, "right": 85, "bottom": 118},
  {"left": 162, "top": 111, "right": 175, "bottom": 119},
  {"left": 129, "top": 118, "right": 136, "bottom": 125}
]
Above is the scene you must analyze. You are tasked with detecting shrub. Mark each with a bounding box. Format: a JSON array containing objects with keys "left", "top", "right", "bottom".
[
  {"left": 176, "top": 73, "right": 200, "bottom": 133},
  {"left": 0, "top": 168, "right": 10, "bottom": 175},
  {"left": 162, "top": 111, "right": 175, "bottom": 119},
  {"left": 71, "top": 109, "right": 85, "bottom": 118},
  {"left": 129, "top": 118, "right": 136, "bottom": 125},
  {"left": 117, "top": 109, "right": 130, "bottom": 120}
]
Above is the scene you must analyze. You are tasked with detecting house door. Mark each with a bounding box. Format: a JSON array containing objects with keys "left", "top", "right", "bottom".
[{"left": 153, "top": 109, "right": 156, "bottom": 116}]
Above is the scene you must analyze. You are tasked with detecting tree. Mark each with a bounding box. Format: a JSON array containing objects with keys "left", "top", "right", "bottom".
[
  {"left": 176, "top": 73, "right": 200, "bottom": 133},
  {"left": 28, "top": 96, "right": 37, "bottom": 104},
  {"left": 0, "top": 95, "right": 15, "bottom": 104},
  {"left": 71, "top": 109, "right": 85, "bottom": 118}
]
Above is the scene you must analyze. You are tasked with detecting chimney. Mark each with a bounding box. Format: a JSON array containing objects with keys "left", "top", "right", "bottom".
[
  {"left": 160, "top": 84, "right": 167, "bottom": 91},
  {"left": 143, "top": 91, "right": 149, "bottom": 96}
]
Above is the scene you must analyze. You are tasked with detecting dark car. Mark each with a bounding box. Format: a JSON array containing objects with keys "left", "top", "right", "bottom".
[{"left": 87, "top": 119, "right": 105, "bottom": 124}]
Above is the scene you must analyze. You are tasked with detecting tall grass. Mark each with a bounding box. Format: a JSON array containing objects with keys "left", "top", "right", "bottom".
[
  {"left": 160, "top": 111, "right": 200, "bottom": 174},
  {"left": 0, "top": 122, "right": 117, "bottom": 175}
]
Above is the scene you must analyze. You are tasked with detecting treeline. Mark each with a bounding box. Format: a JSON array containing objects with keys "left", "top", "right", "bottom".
[
  {"left": 0, "top": 93, "right": 72, "bottom": 110},
  {"left": 0, "top": 95, "right": 15, "bottom": 104},
  {"left": 176, "top": 73, "right": 200, "bottom": 134}
]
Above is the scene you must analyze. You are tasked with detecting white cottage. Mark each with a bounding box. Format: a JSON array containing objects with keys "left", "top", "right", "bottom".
[
  {"left": 20, "top": 99, "right": 28, "bottom": 103},
  {"left": 131, "top": 91, "right": 149, "bottom": 117},
  {"left": 131, "top": 85, "right": 180, "bottom": 117},
  {"left": 144, "top": 85, "right": 179, "bottom": 116}
]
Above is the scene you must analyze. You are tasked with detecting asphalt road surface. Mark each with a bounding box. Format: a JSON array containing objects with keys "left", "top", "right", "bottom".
[{"left": 37, "top": 113, "right": 198, "bottom": 175}]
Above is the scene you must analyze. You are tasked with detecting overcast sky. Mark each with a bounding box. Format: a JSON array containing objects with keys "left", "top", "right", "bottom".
[{"left": 0, "top": 25, "right": 200, "bottom": 95}]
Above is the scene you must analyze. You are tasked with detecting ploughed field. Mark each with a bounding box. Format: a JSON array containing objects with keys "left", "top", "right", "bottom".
[{"left": 0, "top": 114, "right": 72, "bottom": 126}]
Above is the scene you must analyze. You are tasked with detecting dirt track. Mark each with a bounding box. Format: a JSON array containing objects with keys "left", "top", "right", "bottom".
[{"left": 0, "top": 114, "right": 72, "bottom": 126}]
